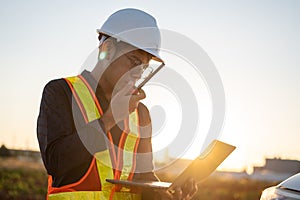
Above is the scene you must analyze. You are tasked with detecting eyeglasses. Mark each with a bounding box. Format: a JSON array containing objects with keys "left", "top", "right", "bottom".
[{"left": 122, "top": 52, "right": 149, "bottom": 70}]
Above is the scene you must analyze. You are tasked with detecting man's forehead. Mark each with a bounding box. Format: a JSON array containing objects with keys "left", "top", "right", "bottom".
[{"left": 134, "top": 49, "right": 152, "bottom": 60}]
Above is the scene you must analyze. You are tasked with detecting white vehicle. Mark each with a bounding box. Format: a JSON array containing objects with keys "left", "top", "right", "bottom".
[{"left": 260, "top": 173, "right": 300, "bottom": 200}]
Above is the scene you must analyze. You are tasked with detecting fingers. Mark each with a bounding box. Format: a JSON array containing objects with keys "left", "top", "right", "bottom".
[
  {"left": 156, "top": 184, "right": 197, "bottom": 200},
  {"left": 182, "top": 178, "right": 193, "bottom": 194},
  {"left": 111, "top": 83, "right": 146, "bottom": 121},
  {"left": 182, "top": 178, "right": 198, "bottom": 200},
  {"left": 155, "top": 190, "right": 173, "bottom": 200},
  {"left": 174, "top": 187, "right": 183, "bottom": 200},
  {"left": 133, "top": 89, "right": 146, "bottom": 101},
  {"left": 191, "top": 179, "right": 198, "bottom": 197},
  {"left": 154, "top": 179, "right": 198, "bottom": 200},
  {"left": 156, "top": 188, "right": 182, "bottom": 200},
  {"left": 127, "top": 90, "right": 145, "bottom": 113}
]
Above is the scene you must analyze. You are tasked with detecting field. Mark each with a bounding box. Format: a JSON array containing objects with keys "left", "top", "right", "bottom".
[
  {"left": 0, "top": 158, "right": 278, "bottom": 200},
  {"left": 0, "top": 158, "right": 47, "bottom": 200},
  {"left": 156, "top": 171, "right": 278, "bottom": 200}
]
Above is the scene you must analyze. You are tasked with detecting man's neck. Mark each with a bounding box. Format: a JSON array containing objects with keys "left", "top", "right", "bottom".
[{"left": 91, "top": 66, "right": 112, "bottom": 101}]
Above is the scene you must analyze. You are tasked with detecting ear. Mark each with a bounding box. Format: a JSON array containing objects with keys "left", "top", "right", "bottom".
[{"left": 99, "top": 38, "right": 117, "bottom": 60}]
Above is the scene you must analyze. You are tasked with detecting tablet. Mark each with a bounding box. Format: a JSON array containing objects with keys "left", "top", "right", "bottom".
[
  {"left": 106, "top": 140, "right": 236, "bottom": 190},
  {"left": 106, "top": 179, "right": 171, "bottom": 190}
]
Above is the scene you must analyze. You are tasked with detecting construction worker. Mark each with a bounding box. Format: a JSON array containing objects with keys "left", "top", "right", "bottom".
[{"left": 37, "top": 8, "right": 197, "bottom": 200}]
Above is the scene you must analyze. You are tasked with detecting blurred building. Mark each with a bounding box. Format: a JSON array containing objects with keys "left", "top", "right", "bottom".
[
  {"left": 251, "top": 158, "right": 300, "bottom": 181},
  {"left": 254, "top": 158, "right": 300, "bottom": 175},
  {"left": 0, "top": 144, "right": 41, "bottom": 162}
]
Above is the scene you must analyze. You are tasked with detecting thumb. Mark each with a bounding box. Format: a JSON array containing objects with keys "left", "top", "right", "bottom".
[{"left": 131, "top": 89, "right": 146, "bottom": 101}]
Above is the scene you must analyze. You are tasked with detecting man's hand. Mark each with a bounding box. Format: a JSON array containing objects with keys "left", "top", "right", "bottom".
[
  {"left": 155, "top": 178, "right": 198, "bottom": 200},
  {"left": 100, "top": 82, "right": 146, "bottom": 132}
]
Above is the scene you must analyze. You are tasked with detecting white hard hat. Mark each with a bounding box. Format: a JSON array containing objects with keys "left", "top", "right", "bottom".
[{"left": 97, "top": 8, "right": 164, "bottom": 63}]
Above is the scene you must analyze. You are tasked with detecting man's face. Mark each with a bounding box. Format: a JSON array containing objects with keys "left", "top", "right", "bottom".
[{"left": 104, "top": 46, "right": 151, "bottom": 93}]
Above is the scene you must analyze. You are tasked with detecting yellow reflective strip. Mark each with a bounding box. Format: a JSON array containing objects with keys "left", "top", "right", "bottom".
[
  {"left": 120, "top": 133, "right": 138, "bottom": 180},
  {"left": 94, "top": 150, "right": 114, "bottom": 191},
  {"left": 49, "top": 191, "right": 141, "bottom": 200},
  {"left": 128, "top": 111, "right": 139, "bottom": 135},
  {"left": 66, "top": 76, "right": 101, "bottom": 122},
  {"left": 120, "top": 110, "right": 139, "bottom": 180}
]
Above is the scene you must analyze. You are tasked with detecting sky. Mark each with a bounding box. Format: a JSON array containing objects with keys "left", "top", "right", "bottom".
[{"left": 0, "top": 0, "right": 300, "bottom": 172}]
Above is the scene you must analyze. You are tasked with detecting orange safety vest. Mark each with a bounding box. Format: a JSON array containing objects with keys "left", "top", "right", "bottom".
[{"left": 47, "top": 75, "right": 141, "bottom": 200}]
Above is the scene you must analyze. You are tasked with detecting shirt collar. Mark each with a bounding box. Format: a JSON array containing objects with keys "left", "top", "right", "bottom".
[
  {"left": 81, "top": 70, "right": 107, "bottom": 97},
  {"left": 81, "top": 70, "right": 98, "bottom": 91}
]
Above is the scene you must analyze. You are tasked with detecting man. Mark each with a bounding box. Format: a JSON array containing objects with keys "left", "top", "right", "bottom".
[{"left": 37, "top": 8, "right": 197, "bottom": 200}]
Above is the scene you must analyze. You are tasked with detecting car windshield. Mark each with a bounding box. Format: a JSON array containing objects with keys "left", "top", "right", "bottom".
[{"left": 278, "top": 173, "right": 300, "bottom": 192}]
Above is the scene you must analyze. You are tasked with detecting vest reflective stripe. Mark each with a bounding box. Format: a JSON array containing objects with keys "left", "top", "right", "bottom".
[
  {"left": 94, "top": 150, "right": 114, "bottom": 191},
  {"left": 120, "top": 111, "right": 140, "bottom": 180},
  {"left": 47, "top": 75, "right": 141, "bottom": 200},
  {"left": 48, "top": 191, "right": 141, "bottom": 200},
  {"left": 66, "top": 75, "right": 101, "bottom": 122},
  {"left": 129, "top": 110, "right": 139, "bottom": 135}
]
